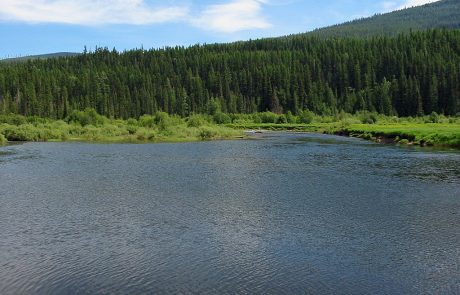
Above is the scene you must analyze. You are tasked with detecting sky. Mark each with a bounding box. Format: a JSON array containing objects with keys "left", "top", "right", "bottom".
[{"left": 0, "top": 0, "right": 440, "bottom": 58}]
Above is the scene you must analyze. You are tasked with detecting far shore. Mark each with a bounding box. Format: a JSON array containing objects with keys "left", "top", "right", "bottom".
[{"left": 1, "top": 111, "right": 459, "bottom": 148}]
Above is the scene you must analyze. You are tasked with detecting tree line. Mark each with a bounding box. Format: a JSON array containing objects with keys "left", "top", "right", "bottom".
[{"left": 0, "top": 29, "right": 459, "bottom": 119}]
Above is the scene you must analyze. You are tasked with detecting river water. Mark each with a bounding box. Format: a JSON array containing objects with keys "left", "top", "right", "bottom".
[{"left": 0, "top": 133, "right": 459, "bottom": 294}]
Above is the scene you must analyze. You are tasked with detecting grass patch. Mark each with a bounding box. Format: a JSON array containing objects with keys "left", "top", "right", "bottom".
[
  {"left": 0, "top": 111, "right": 243, "bottom": 144},
  {"left": 334, "top": 123, "right": 460, "bottom": 147},
  {"left": 0, "top": 110, "right": 459, "bottom": 148}
]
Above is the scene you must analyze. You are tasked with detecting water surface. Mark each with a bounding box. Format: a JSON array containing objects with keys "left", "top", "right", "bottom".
[{"left": 1, "top": 133, "right": 459, "bottom": 294}]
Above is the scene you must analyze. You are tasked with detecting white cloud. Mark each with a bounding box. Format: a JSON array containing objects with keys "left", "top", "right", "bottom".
[
  {"left": 192, "top": 0, "right": 271, "bottom": 33},
  {"left": 398, "top": 0, "right": 441, "bottom": 9},
  {"left": 380, "top": 0, "right": 440, "bottom": 12},
  {"left": 381, "top": 1, "right": 398, "bottom": 11},
  {"left": 0, "top": 0, "right": 188, "bottom": 25}
]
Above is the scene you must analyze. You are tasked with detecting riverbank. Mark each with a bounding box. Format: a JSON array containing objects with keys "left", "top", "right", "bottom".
[
  {"left": 0, "top": 112, "right": 243, "bottom": 145},
  {"left": 228, "top": 122, "right": 460, "bottom": 148},
  {"left": 1, "top": 111, "right": 459, "bottom": 148}
]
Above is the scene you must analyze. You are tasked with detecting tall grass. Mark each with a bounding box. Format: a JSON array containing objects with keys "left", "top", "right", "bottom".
[
  {"left": 0, "top": 109, "right": 458, "bottom": 147},
  {"left": 0, "top": 109, "right": 242, "bottom": 143}
]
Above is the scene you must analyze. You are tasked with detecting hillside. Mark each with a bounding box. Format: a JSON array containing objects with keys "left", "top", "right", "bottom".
[
  {"left": 0, "top": 29, "right": 459, "bottom": 119},
  {"left": 308, "top": 0, "right": 460, "bottom": 38},
  {"left": 0, "top": 52, "right": 79, "bottom": 62}
]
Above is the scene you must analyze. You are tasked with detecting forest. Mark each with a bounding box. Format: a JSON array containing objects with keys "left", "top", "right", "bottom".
[{"left": 0, "top": 29, "right": 459, "bottom": 120}]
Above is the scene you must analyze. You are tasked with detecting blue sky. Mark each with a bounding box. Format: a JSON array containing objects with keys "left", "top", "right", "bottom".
[{"left": 0, "top": 0, "right": 439, "bottom": 58}]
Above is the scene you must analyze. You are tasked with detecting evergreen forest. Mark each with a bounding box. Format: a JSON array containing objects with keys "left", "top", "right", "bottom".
[{"left": 0, "top": 29, "right": 459, "bottom": 120}]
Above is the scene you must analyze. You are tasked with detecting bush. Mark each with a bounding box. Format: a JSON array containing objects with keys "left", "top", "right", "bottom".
[
  {"left": 139, "top": 115, "right": 155, "bottom": 128},
  {"left": 213, "top": 112, "right": 231, "bottom": 124},
  {"left": 252, "top": 114, "right": 262, "bottom": 123},
  {"left": 0, "top": 114, "right": 27, "bottom": 126},
  {"left": 258, "top": 112, "right": 278, "bottom": 123},
  {"left": 67, "top": 108, "right": 107, "bottom": 126},
  {"left": 126, "top": 124, "right": 138, "bottom": 135},
  {"left": 154, "top": 112, "right": 170, "bottom": 130},
  {"left": 428, "top": 112, "right": 440, "bottom": 123},
  {"left": 199, "top": 126, "right": 217, "bottom": 140},
  {"left": 299, "top": 109, "right": 315, "bottom": 124},
  {"left": 187, "top": 114, "right": 206, "bottom": 127},
  {"left": 2, "top": 124, "right": 42, "bottom": 141},
  {"left": 135, "top": 128, "right": 155, "bottom": 141},
  {"left": 277, "top": 114, "right": 288, "bottom": 124},
  {"left": 360, "top": 112, "right": 378, "bottom": 124},
  {"left": 0, "top": 133, "right": 7, "bottom": 145},
  {"left": 286, "top": 111, "right": 297, "bottom": 123}
]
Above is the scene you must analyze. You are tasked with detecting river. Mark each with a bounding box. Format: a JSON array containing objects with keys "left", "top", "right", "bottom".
[{"left": 0, "top": 133, "right": 459, "bottom": 294}]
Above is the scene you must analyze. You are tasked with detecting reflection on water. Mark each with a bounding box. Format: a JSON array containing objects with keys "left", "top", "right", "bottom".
[{"left": 0, "top": 133, "right": 459, "bottom": 294}]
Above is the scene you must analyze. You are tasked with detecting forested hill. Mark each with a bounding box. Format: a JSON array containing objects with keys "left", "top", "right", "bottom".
[
  {"left": 0, "top": 29, "right": 459, "bottom": 119},
  {"left": 308, "top": 0, "right": 460, "bottom": 38},
  {"left": 1, "top": 52, "right": 79, "bottom": 63}
]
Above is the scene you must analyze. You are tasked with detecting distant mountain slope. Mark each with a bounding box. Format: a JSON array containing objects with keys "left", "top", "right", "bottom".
[
  {"left": 1, "top": 52, "right": 79, "bottom": 62},
  {"left": 308, "top": 0, "right": 460, "bottom": 38}
]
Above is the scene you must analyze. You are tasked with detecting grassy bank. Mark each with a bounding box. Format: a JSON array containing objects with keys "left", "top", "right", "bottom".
[
  {"left": 1, "top": 110, "right": 459, "bottom": 148},
  {"left": 0, "top": 111, "right": 243, "bottom": 144},
  {"left": 226, "top": 111, "right": 460, "bottom": 148},
  {"left": 333, "top": 123, "right": 460, "bottom": 147}
]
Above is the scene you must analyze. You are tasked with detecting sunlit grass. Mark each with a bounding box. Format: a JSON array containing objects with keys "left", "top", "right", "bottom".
[
  {"left": 0, "top": 111, "right": 243, "bottom": 144},
  {"left": 1, "top": 110, "right": 459, "bottom": 147},
  {"left": 342, "top": 123, "right": 460, "bottom": 147}
]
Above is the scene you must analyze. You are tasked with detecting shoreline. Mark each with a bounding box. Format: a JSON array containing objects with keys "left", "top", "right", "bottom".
[
  {"left": 1, "top": 121, "right": 459, "bottom": 149},
  {"left": 228, "top": 123, "right": 460, "bottom": 149}
]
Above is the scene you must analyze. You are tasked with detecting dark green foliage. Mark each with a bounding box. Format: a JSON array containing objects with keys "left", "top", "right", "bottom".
[
  {"left": 286, "top": 111, "right": 297, "bottom": 124},
  {"left": 187, "top": 114, "right": 207, "bottom": 127},
  {"left": 277, "top": 115, "right": 288, "bottom": 124},
  {"left": 299, "top": 110, "right": 315, "bottom": 124},
  {"left": 258, "top": 112, "right": 279, "bottom": 124},
  {"left": 428, "top": 111, "right": 440, "bottom": 123},
  {"left": 0, "top": 29, "right": 459, "bottom": 119},
  {"left": 138, "top": 115, "right": 155, "bottom": 128},
  {"left": 360, "top": 112, "right": 379, "bottom": 124},
  {"left": 199, "top": 127, "right": 217, "bottom": 140},
  {"left": 213, "top": 112, "right": 231, "bottom": 124},
  {"left": 153, "top": 112, "right": 170, "bottom": 131},
  {"left": 0, "top": 114, "right": 27, "bottom": 125},
  {"left": 66, "top": 108, "right": 106, "bottom": 126}
]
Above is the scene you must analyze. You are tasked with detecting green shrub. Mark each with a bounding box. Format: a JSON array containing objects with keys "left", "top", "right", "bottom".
[
  {"left": 360, "top": 112, "right": 378, "bottom": 124},
  {"left": 135, "top": 128, "right": 155, "bottom": 141},
  {"left": 428, "top": 112, "right": 440, "bottom": 123},
  {"left": 252, "top": 114, "right": 262, "bottom": 123},
  {"left": 277, "top": 114, "right": 288, "bottom": 124},
  {"left": 399, "top": 139, "right": 409, "bottom": 144},
  {"left": 67, "top": 108, "right": 107, "bottom": 126},
  {"left": 299, "top": 109, "right": 315, "bottom": 124},
  {"left": 0, "top": 133, "right": 7, "bottom": 145},
  {"left": 258, "top": 112, "right": 278, "bottom": 123},
  {"left": 138, "top": 115, "right": 155, "bottom": 128},
  {"left": 286, "top": 111, "right": 297, "bottom": 123},
  {"left": 213, "top": 112, "right": 231, "bottom": 124},
  {"left": 154, "top": 112, "right": 170, "bottom": 130},
  {"left": 126, "top": 118, "right": 138, "bottom": 126},
  {"left": 0, "top": 114, "right": 27, "bottom": 125},
  {"left": 199, "top": 126, "right": 217, "bottom": 140},
  {"left": 2, "top": 124, "right": 42, "bottom": 141},
  {"left": 187, "top": 114, "right": 206, "bottom": 127},
  {"left": 126, "top": 124, "right": 138, "bottom": 135}
]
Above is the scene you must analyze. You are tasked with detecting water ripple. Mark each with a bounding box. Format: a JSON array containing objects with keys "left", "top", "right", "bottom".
[{"left": 0, "top": 134, "right": 459, "bottom": 294}]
